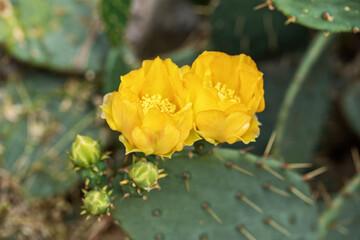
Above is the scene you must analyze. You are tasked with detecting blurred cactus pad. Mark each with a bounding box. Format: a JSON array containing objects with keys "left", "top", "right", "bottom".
[
  {"left": 0, "top": 0, "right": 108, "bottom": 72},
  {"left": 0, "top": 73, "right": 98, "bottom": 198}
]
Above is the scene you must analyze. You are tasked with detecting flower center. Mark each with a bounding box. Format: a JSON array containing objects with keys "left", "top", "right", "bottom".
[
  {"left": 141, "top": 94, "right": 176, "bottom": 115},
  {"left": 205, "top": 81, "right": 240, "bottom": 103}
]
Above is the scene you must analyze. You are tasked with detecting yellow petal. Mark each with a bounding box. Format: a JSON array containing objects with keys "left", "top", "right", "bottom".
[
  {"left": 195, "top": 110, "right": 251, "bottom": 144},
  {"left": 119, "top": 135, "right": 142, "bottom": 155},
  {"left": 142, "top": 108, "right": 174, "bottom": 130},
  {"left": 173, "top": 103, "right": 201, "bottom": 151},
  {"left": 184, "top": 129, "right": 201, "bottom": 147},
  {"left": 112, "top": 92, "right": 141, "bottom": 137},
  {"left": 240, "top": 117, "right": 261, "bottom": 144},
  {"left": 222, "top": 112, "right": 251, "bottom": 144},
  {"left": 153, "top": 124, "right": 181, "bottom": 156},
  {"left": 140, "top": 57, "right": 180, "bottom": 102},
  {"left": 100, "top": 92, "right": 118, "bottom": 131},
  {"left": 130, "top": 127, "right": 156, "bottom": 155},
  {"left": 195, "top": 110, "right": 226, "bottom": 144}
]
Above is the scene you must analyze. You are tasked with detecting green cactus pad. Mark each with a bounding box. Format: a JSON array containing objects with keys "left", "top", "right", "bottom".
[
  {"left": 79, "top": 160, "right": 108, "bottom": 189},
  {"left": 342, "top": 81, "right": 360, "bottom": 138},
  {"left": 0, "top": 73, "right": 98, "bottom": 198},
  {"left": 319, "top": 173, "right": 360, "bottom": 240},
  {"left": 113, "top": 148, "right": 319, "bottom": 239},
  {"left": 0, "top": 0, "right": 108, "bottom": 73},
  {"left": 209, "top": 0, "right": 309, "bottom": 58},
  {"left": 100, "top": 0, "right": 130, "bottom": 46},
  {"left": 272, "top": 0, "right": 360, "bottom": 32},
  {"left": 102, "top": 46, "right": 136, "bottom": 94}
]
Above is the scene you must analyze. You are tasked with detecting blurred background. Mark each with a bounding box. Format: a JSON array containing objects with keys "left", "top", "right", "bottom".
[{"left": 0, "top": 0, "right": 359, "bottom": 239}]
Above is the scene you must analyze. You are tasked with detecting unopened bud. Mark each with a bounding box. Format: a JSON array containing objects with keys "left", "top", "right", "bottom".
[
  {"left": 128, "top": 161, "right": 158, "bottom": 190},
  {"left": 83, "top": 190, "right": 110, "bottom": 216},
  {"left": 70, "top": 135, "right": 101, "bottom": 168}
]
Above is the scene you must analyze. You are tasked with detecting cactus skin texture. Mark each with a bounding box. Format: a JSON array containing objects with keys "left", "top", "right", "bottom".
[
  {"left": 0, "top": 73, "right": 98, "bottom": 198},
  {"left": 271, "top": 39, "right": 335, "bottom": 164},
  {"left": 272, "top": 0, "right": 360, "bottom": 33},
  {"left": 319, "top": 173, "right": 360, "bottom": 240},
  {"left": 209, "top": 0, "right": 309, "bottom": 58},
  {"left": 0, "top": 0, "right": 107, "bottom": 73},
  {"left": 341, "top": 82, "right": 360, "bottom": 138},
  {"left": 112, "top": 148, "right": 319, "bottom": 239}
]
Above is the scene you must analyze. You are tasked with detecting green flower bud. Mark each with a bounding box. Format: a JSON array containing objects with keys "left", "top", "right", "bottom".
[
  {"left": 83, "top": 190, "right": 110, "bottom": 216},
  {"left": 70, "top": 135, "right": 101, "bottom": 168},
  {"left": 128, "top": 161, "right": 159, "bottom": 190}
]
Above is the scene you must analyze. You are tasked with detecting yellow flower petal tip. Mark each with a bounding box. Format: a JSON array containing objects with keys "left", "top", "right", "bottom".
[
  {"left": 101, "top": 57, "right": 198, "bottom": 158},
  {"left": 183, "top": 51, "right": 265, "bottom": 145}
]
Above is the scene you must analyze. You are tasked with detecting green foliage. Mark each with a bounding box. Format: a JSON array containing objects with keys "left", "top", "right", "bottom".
[
  {"left": 319, "top": 173, "right": 360, "bottom": 240},
  {"left": 342, "top": 81, "right": 360, "bottom": 138},
  {"left": 0, "top": 0, "right": 108, "bottom": 73},
  {"left": 100, "top": 0, "right": 130, "bottom": 46},
  {"left": 0, "top": 73, "right": 98, "bottom": 198},
  {"left": 273, "top": 0, "right": 360, "bottom": 32},
  {"left": 209, "top": 0, "right": 309, "bottom": 58},
  {"left": 112, "top": 149, "right": 319, "bottom": 239}
]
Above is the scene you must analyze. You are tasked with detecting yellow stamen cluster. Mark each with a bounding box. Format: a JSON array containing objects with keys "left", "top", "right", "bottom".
[
  {"left": 214, "top": 82, "right": 240, "bottom": 103},
  {"left": 141, "top": 94, "right": 176, "bottom": 115}
]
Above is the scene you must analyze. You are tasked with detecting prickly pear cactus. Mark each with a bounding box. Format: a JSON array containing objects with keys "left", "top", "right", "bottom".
[
  {"left": 0, "top": 73, "right": 98, "bottom": 198},
  {"left": 112, "top": 149, "right": 319, "bottom": 239},
  {"left": 209, "top": 0, "right": 309, "bottom": 58},
  {"left": 102, "top": 46, "right": 137, "bottom": 94},
  {"left": 272, "top": 0, "right": 360, "bottom": 33},
  {"left": 319, "top": 173, "right": 360, "bottom": 240},
  {"left": 341, "top": 81, "right": 360, "bottom": 139},
  {"left": 0, "top": 0, "right": 107, "bottom": 73},
  {"left": 100, "top": 0, "right": 130, "bottom": 46}
]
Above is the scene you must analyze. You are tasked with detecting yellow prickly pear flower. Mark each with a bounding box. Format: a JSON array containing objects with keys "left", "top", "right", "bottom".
[
  {"left": 183, "top": 51, "right": 265, "bottom": 145},
  {"left": 101, "top": 57, "right": 200, "bottom": 157}
]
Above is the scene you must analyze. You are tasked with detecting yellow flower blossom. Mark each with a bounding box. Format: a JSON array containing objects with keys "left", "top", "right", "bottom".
[
  {"left": 183, "top": 51, "right": 265, "bottom": 145},
  {"left": 101, "top": 57, "right": 200, "bottom": 157}
]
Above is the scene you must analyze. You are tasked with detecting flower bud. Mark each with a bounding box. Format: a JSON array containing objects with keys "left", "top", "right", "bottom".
[
  {"left": 128, "top": 161, "right": 158, "bottom": 190},
  {"left": 83, "top": 190, "right": 110, "bottom": 216},
  {"left": 70, "top": 135, "right": 101, "bottom": 169}
]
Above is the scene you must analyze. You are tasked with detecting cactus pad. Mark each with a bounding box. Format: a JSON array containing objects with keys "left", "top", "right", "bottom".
[
  {"left": 0, "top": 73, "right": 98, "bottom": 198},
  {"left": 272, "top": 0, "right": 360, "bottom": 32},
  {"left": 112, "top": 148, "right": 319, "bottom": 239},
  {"left": 319, "top": 173, "right": 360, "bottom": 240},
  {"left": 0, "top": 0, "right": 107, "bottom": 72},
  {"left": 209, "top": 0, "right": 309, "bottom": 58},
  {"left": 342, "top": 81, "right": 360, "bottom": 138},
  {"left": 100, "top": 0, "right": 130, "bottom": 46}
]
